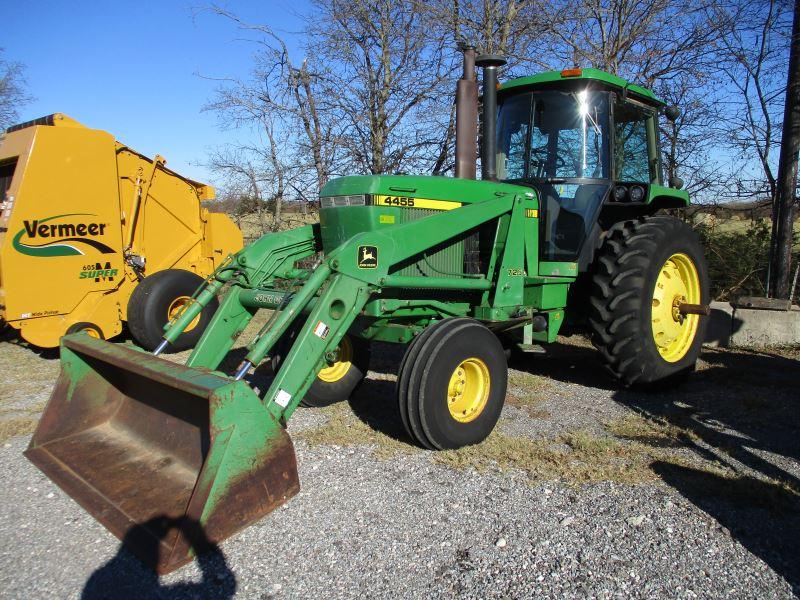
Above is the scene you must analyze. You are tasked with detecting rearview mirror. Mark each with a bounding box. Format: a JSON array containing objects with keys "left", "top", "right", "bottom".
[{"left": 664, "top": 105, "right": 680, "bottom": 121}]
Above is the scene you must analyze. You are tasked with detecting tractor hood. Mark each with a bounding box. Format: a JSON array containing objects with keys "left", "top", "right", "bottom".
[
  {"left": 318, "top": 175, "right": 534, "bottom": 255},
  {"left": 320, "top": 174, "right": 531, "bottom": 207}
]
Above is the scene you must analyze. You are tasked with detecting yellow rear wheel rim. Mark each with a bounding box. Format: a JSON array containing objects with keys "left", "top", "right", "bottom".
[
  {"left": 318, "top": 336, "right": 353, "bottom": 383},
  {"left": 167, "top": 296, "right": 201, "bottom": 332},
  {"left": 447, "top": 357, "right": 490, "bottom": 423},
  {"left": 651, "top": 253, "right": 701, "bottom": 363}
]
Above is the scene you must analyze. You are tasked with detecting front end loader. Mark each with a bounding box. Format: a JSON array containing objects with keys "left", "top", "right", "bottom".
[{"left": 25, "top": 48, "right": 710, "bottom": 572}]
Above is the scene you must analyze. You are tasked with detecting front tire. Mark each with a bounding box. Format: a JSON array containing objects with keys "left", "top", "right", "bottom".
[
  {"left": 397, "top": 318, "right": 507, "bottom": 449},
  {"left": 588, "top": 216, "right": 709, "bottom": 387},
  {"left": 127, "top": 269, "right": 219, "bottom": 352},
  {"left": 301, "top": 335, "right": 371, "bottom": 407}
]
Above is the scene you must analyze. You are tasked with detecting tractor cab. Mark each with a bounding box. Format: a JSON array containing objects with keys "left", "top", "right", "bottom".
[{"left": 495, "top": 68, "right": 673, "bottom": 267}]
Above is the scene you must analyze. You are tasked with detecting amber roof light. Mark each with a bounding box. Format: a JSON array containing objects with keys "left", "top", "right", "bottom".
[{"left": 561, "top": 68, "right": 583, "bottom": 77}]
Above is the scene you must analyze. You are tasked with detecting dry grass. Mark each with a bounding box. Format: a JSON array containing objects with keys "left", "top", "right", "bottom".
[
  {"left": 605, "top": 413, "right": 698, "bottom": 446},
  {"left": 298, "top": 401, "right": 666, "bottom": 486},
  {"left": 434, "top": 426, "right": 658, "bottom": 485},
  {"left": 694, "top": 214, "right": 800, "bottom": 242},
  {"left": 504, "top": 392, "right": 550, "bottom": 418},
  {"left": 0, "top": 417, "right": 38, "bottom": 443},
  {"left": 296, "top": 394, "right": 735, "bottom": 488},
  {"left": 296, "top": 401, "right": 417, "bottom": 460},
  {"left": 237, "top": 212, "right": 319, "bottom": 243},
  {"left": 507, "top": 369, "right": 551, "bottom": 391},
  {"left": 505, "top": 370, "right": 551, "bottom": 418}
]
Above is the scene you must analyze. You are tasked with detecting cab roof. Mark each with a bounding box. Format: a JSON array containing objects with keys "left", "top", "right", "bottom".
[{"left": 499, "top": 68, "right": 664, "bottom": 106}]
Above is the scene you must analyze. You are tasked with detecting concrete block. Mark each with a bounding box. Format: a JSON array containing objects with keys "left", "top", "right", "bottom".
[
  {"left": 730, "top": 306, "right": 800, "bottom": 348},
  {"left": 704, "top": 302, "right": 734, "bottom": 348}
]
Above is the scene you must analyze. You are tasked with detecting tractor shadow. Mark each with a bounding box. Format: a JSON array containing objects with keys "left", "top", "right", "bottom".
[
  {"left": 506, "top": 335, "right": 616, "bottom": 390},
  {"left": 349, "top": 379, "right": 412, "bottom": 445},
  {"left": 348, "top": 342, "right": 413, "bottom": 445},
  {"left": 652, "top": 460, "right": 800, "bottom": 593},
  {"left": 615, "top": 347, "right": 800, "bottom": 592},
  {"left": 82, "top": 516, "right": 237, "bottom": 600},
  {"left": 506, "top": 337, "right": 800, "bottom": 590}
]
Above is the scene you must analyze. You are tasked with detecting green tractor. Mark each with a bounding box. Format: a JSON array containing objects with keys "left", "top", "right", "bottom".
[{"left": 25, "top": 48, "right": 708, "bottom": 572}]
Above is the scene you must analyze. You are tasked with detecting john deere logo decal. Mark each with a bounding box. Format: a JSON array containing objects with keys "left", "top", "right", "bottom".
[
  {"left": 12, "top": 213, "right": 115, "bottom": 257},
  {"left": 357, "top": 245, "right": 378, "bottom": 269}
]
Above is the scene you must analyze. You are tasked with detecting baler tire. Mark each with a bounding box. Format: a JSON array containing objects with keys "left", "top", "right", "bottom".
[
  {"left": 301, "top": 335, "right": 371, "bottom": 408},
  {"left": 65, "top": 322, "right": 104, "bottom": 340},
  {"left": 127, "top": 269, "right": 219, "bottom": 352},
  {"left": 399, "top": 318, "right": 507, "bottom": 450},
  {"left": 588, "top": 215, "right": 709, "bottom": 388}
]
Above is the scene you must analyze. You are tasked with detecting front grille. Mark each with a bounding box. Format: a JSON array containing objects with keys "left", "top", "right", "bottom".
[{"left": 390, "top": 208, "right": 479, "bottom": 279}]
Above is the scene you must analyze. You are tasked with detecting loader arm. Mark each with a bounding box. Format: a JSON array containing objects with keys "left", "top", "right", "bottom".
[
  {"left": 176, "top": 224, "right": 321, "bottom": 368},
  {"left": 162, "top": 191, "right": 520, "bottom": 422},
  {"left": 240, "top": 192, "right": 518, "bottom": 421}
]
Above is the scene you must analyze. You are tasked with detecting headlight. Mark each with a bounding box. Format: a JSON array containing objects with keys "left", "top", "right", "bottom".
[
  {"left": 319, "top": 195, "right": 367, "bottom": 208},
  {"left": 612, "top": 186, "right": 628, "bottom": 202},
  {"left": 629, "top": 186, "right": 645, "bottom": 202}
]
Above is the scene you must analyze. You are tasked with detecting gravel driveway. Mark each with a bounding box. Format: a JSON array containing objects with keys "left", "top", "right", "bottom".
[{"left": 0, "top": 324, "right": 798, "bottom": 599}]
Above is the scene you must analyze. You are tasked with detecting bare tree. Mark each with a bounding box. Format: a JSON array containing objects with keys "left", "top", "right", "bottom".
[
  {"left": 203, "top": 73, "right": 293, "bottom": 234},
  {"left": 438, "top": 0, "right": 551, "bottom": 72},
  {"left": 0, "top": 49, "right": 33, "bottom": 130},
  {"left": 710, "top": 0, "right": 794, "bottom": 294},
  {"left": 541, "top": 0, "right": 720, "bottom": 85},
  {"left": 303, "top": 0, "right": 453, "bottom": 175},
  {"left": 712, "top": 0, "right": 793, "bottom": 204},
  {"left": 655, "top": 74, "right": 729, "bottom": 202},
  {"left": 203, "top": 5, "right": 343, "bottom": 203}
]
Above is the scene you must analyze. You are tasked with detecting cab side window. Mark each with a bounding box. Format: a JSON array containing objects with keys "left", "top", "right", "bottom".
[
  {"left": 613, "top": 99, "right": 653, "bottom": 183},
  {"left": 496, "top": 93, "right": 531, "bottom": 180}
]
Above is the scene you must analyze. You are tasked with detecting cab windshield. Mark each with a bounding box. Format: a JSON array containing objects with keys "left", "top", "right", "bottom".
[
  {"left": 496, "top": 89, "right": 611, "bottom": 262},
  {"left": 496, "top": 90, "right": 610, "bottom": 181}
]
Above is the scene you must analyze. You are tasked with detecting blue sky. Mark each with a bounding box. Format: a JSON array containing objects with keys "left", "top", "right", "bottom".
[{"left": 2, "top": 0, "right": 309, "bottom": 184}]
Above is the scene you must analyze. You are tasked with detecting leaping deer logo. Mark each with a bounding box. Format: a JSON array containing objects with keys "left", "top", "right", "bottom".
[{"left": 358, "top": 245, "right": 378, "bottom": 268}]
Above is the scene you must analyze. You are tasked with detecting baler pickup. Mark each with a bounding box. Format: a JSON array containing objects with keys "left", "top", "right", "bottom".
[{"left": 25, "top": 335, "right": 298, "bottom": 573}]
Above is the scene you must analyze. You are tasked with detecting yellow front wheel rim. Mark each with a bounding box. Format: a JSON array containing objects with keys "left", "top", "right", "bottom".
[
  {"left": 83, "top": 327, "right": 100, "bottom": 339},
  {"left": 317, "top": 336, "right": 353, "bottom": 383},
  {"left": 651, "top": 253, "right": 701, "bottom": 363},
  {"left": 447, "top": 357, "right": 490, "bottom": 423},
  {"left": 167, "top": 296, "right": 201, "bottom": 332}
]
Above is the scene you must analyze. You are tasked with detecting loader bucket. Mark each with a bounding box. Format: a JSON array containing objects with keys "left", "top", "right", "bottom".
[{"left": 24, "top": 334, "right": 299, "bottom": 574}]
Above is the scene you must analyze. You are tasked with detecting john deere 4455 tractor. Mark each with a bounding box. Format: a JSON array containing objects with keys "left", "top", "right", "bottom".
[{"left": 26, "top": 49, "right": 709, "bottom": 572}]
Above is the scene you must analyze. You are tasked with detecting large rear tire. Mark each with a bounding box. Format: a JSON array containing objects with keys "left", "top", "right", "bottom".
[
  {"left": 127, "top": 269, "right": 219, "bottom": 352},
  {"left": 588, "top": 216, "right": 709, "bottom": 387},
  {"left": 397, "top": 318, "right": 507, "bottom": 449}
]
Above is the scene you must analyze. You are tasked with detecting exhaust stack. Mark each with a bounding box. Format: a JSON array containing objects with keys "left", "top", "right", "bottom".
[
  {"left": 475, "top": 54, "right": 507, "bottom": 181},
  {"left": 455, "top": 44, "right": 478, "bottom": 179}
]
